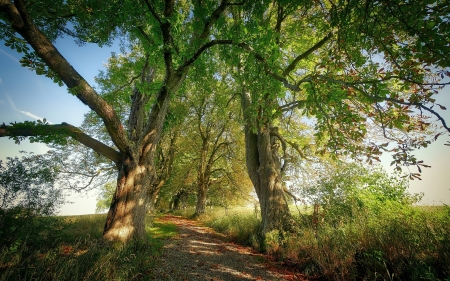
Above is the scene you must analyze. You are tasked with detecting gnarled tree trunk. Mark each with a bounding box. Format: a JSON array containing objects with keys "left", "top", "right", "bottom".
[
  {"left": 103, "top": 158, "right": 152, "bottom": 242},
  {"left": 241, "top": 91, "right": 294, "bottom": 236}
]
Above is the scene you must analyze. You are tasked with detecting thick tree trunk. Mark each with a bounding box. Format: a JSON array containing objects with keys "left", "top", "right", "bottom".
[
  {"left": 103, "top": 158, "right": 152, "bottom": 242},
  {"left": 256, "top": 127, "right": 294, "bottom": 234},
  {"left": 195, "top": 184, "right": 207, "bottom": 216},
  {"left": 241, "top": 91, "right": 294, "bottom": 236}
]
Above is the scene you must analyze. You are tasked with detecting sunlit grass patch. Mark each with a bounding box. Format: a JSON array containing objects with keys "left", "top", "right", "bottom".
[
  {"left": 148, "top": 221, "right": 177, "bottom": 239},
  {"left": 0, "top": 213, "right": 176, "bottom": 281}
]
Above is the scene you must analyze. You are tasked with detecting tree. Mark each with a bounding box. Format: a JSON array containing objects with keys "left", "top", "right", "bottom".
[
  {"left": 1, "top": 0, "right": 449, "bottom": 242},
  {"left": 0, "top": 0, "right": 248, "bottom": 243},
  {"left": 215, "top": 0, "right": 449, "bottom": 235},
  {"left": 0, "top": 151, "right": 63, "bottom": 215},
  {"left": 188, "top": 83, "right": 237, "bottom": 216},
  {"left": 95, "top": 181, "right": 116, "bottom": 214}
]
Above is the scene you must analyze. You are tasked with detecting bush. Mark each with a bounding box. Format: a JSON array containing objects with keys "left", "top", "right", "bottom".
[{"left": 0, "top": 152, "right": 65, "bottom": 251}]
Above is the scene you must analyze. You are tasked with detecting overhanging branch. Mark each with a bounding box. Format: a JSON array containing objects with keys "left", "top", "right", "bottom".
[
  {"left": 178, "top": 39, "right": 233, "bottom": 71},
  {"left": 0, "top": 122, "right": 121, "bottom": 163},
  {"left": 3, "top": 0, "right": 130, "bottom": 153}
]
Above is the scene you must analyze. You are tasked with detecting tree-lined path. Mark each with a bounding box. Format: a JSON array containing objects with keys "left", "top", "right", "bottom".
[{"left": 148, "top": 215, "right": 308, "bottom": 281}]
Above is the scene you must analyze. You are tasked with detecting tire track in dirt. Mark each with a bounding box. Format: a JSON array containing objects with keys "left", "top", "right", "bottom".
[{"left": 148, "top": 215, "right": 309, "bottom": 281}]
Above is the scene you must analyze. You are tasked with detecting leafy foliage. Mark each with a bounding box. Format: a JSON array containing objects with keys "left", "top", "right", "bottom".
[
  {"left": 0, "top": 152, "right": 64, "bottom": 253},
  {"left": 95, "top": 181, "right": 115, "bottom": 213},
  {"left": 0, "top": 152, "right": 63, "bottom": 215}
]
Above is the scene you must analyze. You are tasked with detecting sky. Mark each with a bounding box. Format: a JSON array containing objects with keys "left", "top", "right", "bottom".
[{"left": 0, "top": 36, "right": 449, "bottom": 216}]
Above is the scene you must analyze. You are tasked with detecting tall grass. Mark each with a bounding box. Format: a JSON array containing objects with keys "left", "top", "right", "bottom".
[
  {"left": 0, "top": 213, "right": 176, "bottom": 281},
  {"left": 196, "top": 204, "right": 450, "bottom": 281}
]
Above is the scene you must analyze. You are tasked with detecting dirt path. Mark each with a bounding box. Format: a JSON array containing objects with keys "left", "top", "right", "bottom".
[{"left": 148, "top": 215, "right": 308, "bottom": 281}]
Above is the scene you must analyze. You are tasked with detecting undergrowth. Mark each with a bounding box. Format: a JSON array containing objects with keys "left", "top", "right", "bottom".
[
  {"left": 0, "top": 213, "right": 176, "bottom": 281},
  {"left": 194, "top": 204, "right": 450, "bottom": 281}
]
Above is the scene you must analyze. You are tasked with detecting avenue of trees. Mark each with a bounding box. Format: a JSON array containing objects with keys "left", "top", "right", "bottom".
[{"left": 1, "top": 0, "right": 449, "bottom": 243}]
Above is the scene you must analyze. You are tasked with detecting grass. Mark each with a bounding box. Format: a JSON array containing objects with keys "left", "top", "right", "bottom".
[
  {"left": 2, "top": 204, "right": 449, "bottom": 280},
  {"left": 0, "top": 213, "right": 177, "bottom": 281},
  {"left": 185, "top": 204, "right": 450, "bottom": 281}
]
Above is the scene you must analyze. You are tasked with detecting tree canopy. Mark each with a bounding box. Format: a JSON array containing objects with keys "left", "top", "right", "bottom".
[{"left": 1, "top": 0, "right": 449, "bottom": 242}]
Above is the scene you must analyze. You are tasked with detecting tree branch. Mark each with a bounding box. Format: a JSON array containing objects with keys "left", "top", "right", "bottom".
[
  {"left": 143, "top": 0, "right": 162, "bottom": 25},
  {"left": 282, "top": 32, "right": 333, "bottom": 77},
  {"left": 3, "top": 0, "right": 130, "bottom": 153},
  {"left": 316, "top": 75, "right": 450, "bottom": 132},
  {"left": 0, "top": 122, "right": 121, "bottom": 163},
  {"left": 197, "top": 0, "right": 229, "bottom": 41},
  {"left": 178, "top": 39, "right": 233, "bottom": 71},
  {"left": 235, "top": 42, "right": 303, "bottom": 91}
]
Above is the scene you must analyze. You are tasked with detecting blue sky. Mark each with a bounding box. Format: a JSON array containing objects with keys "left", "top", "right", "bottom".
[
  {"left": 0, "top": 36, "right": 449, "bottom": 216},
  {"left": 0, "top": 37, "right": 120, "bottom": 215}
]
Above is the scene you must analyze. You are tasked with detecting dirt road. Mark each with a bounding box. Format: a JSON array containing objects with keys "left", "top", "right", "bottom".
[{"left": 148, "top": 215, "right": 308, "bottom": 281}]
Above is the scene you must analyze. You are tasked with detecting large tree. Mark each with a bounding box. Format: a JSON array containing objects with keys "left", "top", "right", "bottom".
[
  {"left": 1, "top": 0, "right": 449, "bottom": 242},
  {"left": 0, "top": 0, "right": 247, "bottom": 243},
  {"left": 216, "top": 0, "right": 450, "bottom": 235}
]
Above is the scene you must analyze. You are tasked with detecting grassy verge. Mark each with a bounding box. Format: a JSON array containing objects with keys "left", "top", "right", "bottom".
[
  {"left": 192, "top": 205, "right": 450, "bottom": 281},
  {"left": 0, "top": 213, "right": 177, "bottom": 281}
]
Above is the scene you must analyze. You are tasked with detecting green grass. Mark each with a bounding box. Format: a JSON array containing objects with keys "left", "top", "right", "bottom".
[
  {"left": 0, "top": 213, "right": 177, "bottom": 281},
  {"left": 192, "top": 204, "right": 450, "bottom": 281}
]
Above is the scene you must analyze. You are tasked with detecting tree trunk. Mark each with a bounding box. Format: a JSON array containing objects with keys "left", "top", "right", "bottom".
[
  {"left": 241, "top": 91, "right": 295, "bottom": 236},
  {"left": 195, "top": 184, "right": 207, "bottom": 216},
  {"left": 103, "top": 158, "right": 152, "bottom": 242},
  {"left": 146, "top": 188, "right": 159, "bottom": 214}
]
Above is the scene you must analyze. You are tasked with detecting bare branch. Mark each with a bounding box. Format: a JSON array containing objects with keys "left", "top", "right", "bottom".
[{"left": 279, "top": 100, "right": 305, "bottom": 112}]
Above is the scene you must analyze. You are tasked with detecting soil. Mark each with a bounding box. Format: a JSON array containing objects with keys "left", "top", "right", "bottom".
[{"left": 147, "top": 215, "right": 310, "bottom": 281}]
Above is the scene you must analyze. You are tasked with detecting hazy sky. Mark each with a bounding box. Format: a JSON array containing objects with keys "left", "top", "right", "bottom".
[{"left": 0, "top": 36, "right": 449, "bottom": 216}]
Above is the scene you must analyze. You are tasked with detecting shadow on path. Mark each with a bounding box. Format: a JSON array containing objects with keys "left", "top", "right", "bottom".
[{"left": 149, "top": 215, "right": 309, "bottom": 281}]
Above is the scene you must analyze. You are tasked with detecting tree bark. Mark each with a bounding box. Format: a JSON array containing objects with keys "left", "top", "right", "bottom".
[
  {"left": 195, "top": 185, "right": 207, "bottom": 216},
  {"left": 103, "top": 158, "right": 151, "bottom": 242},
  {"left": 1, "top": 0, "right": 230, "bottom": 244},
  {"left": 240, "top": 91, "right": 295, "bottom": 236},
  {"left": 195, "top": 183, "right": 206, "bottom": 214}
]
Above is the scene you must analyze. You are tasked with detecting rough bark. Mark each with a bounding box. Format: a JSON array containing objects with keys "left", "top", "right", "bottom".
[
  {"left": 1, "top": 0, "right": 231, "bottom": 243},
  {"left": 103, "top": 158, "right": 151, "bottom": 242},
  {"left": 195, "top": 185, "right": 207, "bottom": 216},
  {"left": 103, "top": 72, "right": 177, "bottom": 241},
  {"left": 240, "top": 91, "right": 295, "bottom": 236}
]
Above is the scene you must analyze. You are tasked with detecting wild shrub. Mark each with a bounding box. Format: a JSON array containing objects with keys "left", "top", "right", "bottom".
[
  {"left": 0, "top": 153, "right": 65, "bottom": 252},
  {"left": 205, "top": 212, "right": 260, "bottom": 245},
  {"left": 287, "top": 164, "right": 450, "bottom": 280}
]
